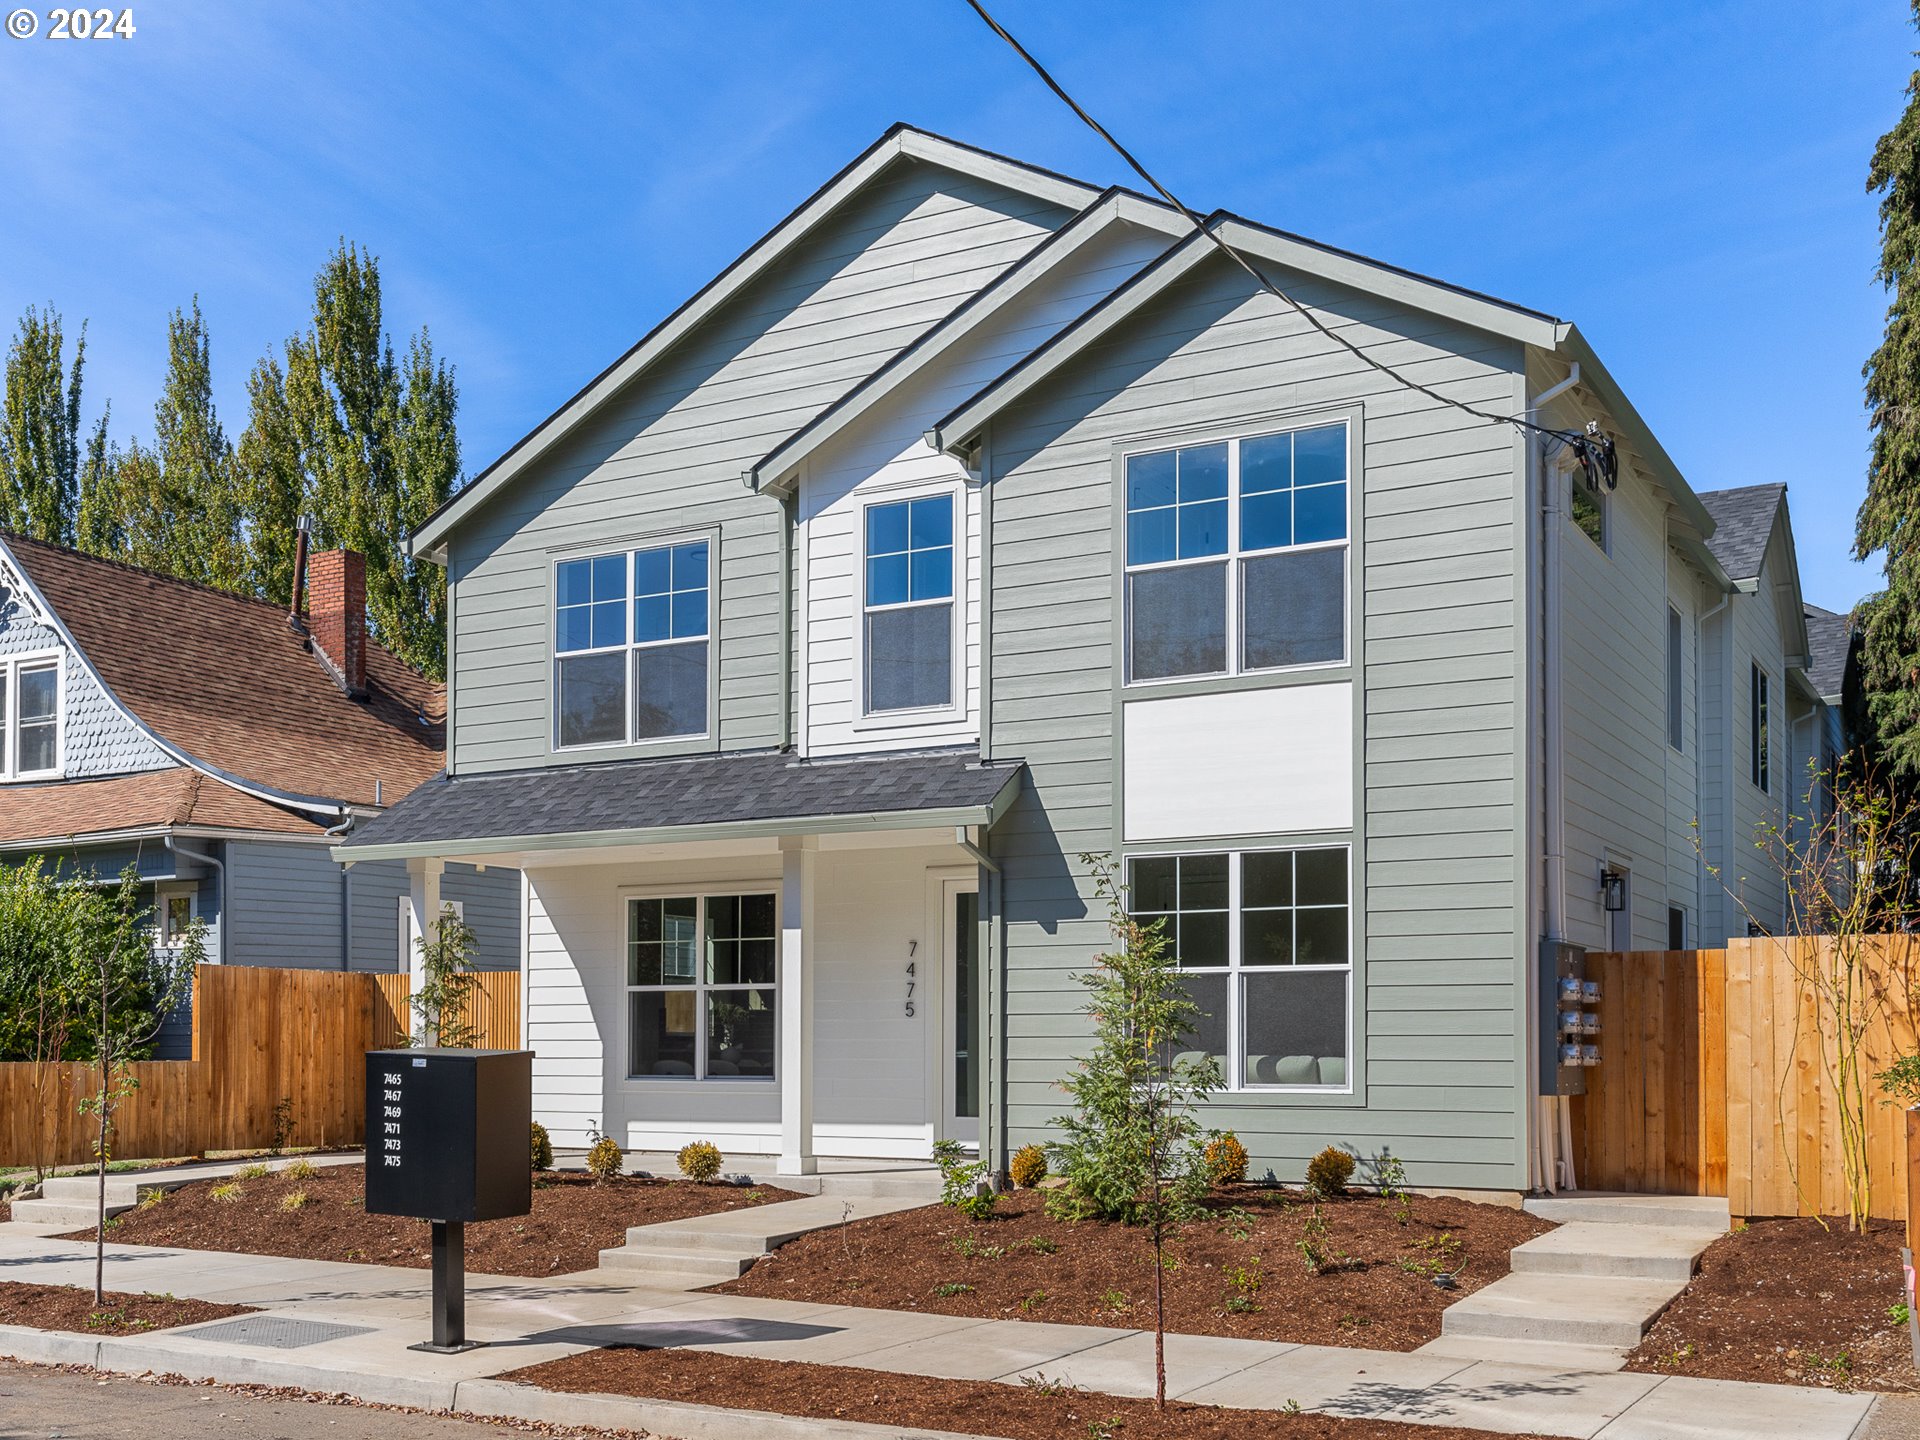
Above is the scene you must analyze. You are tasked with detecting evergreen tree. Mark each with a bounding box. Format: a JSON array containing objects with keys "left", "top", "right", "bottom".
[
  {"left": 0, "top": 306, "right": 93, "bottom": 544},
  {"left": 1859, "top": 5, "right": 1920, "bottom": 775}
]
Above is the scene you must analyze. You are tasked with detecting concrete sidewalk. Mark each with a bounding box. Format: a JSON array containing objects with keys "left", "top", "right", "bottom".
[{"left": 0, "top": 1226, "right": 1880, "bottom": 1440}]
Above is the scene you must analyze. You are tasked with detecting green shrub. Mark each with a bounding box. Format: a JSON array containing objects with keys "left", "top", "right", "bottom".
[
  {"left": 530, "top": 1122, "right": 553, "bottom": 1172},
  {"left": 1008, "top": 1144, "right": 1048, "bottom": 1188},
  {"left": 1205, "top": 1132, "right": 1249, "bottom": 1186},
  {"left": 210, "top": 1182, "right": 242, "bottom": 1203},
  {"left": 933, "top": 1139, "right": 996, "bottom": 1221},
  {"left": 677, "top": 1140, "right": 723, "bottom": 1182},
  {"left": 279, "top": 1189, "right": 310, "bottom": 1212},
  {"left": 234, "top": 1163, "right": 269, "bottom": 1181},
  {"left": 281, "top": 1158, "right": 317, "bottom": 1181},
  {"left": 1304, "top": 1146, "right": 1355, "bottom": 1197},
  {"left": 585, "top": 1135, "right": 623, "bottom": 1183}
]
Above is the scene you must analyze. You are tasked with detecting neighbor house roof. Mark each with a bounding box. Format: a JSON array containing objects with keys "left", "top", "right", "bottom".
[
  {"left": 1698, "top": 484, "right": 1787, "bottom": 582},
  {"left": 1803, "top": 603, "right": 1854, "bottom": 705},
  {"left": 411, "top": 125, "right": 1106, "bottom": 559},
  {"left": 336, "top": 747, "right": 1024, "bottom": 862},
  {"left": 0, "top": 767, "right": 326, "bottom": 851},
  {"left": 2, "top": 536, "right": 445, "bottom": 814}
]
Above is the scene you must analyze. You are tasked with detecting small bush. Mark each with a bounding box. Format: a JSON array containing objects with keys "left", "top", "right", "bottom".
[
  {"left": 1205, "top": 1132, "right": 1249, "bottom": 1186},
  {"left": 210, "top": 1182, "right": 243, "bottom": 1203},
  {"left": 585, "top": 1135, "right": 624, "bottom": 1182},
  {"left": 932, "top": 1281, "right": 975, "bottom": 1297},
  {"left": 1304, "top": 1146, "right": 1355, "bottom": 1197},
  {"left": 234, "top": 1163, "right": 269, "bottom": 1181},
  {"left": 530, "top": 1122, "right": 554, "bottom": 1172},
  {"left": 1008, "top": 1144, "right": 1048, "bottom": 1188},
  {"left": 281, "top": 1158, "right": 317, "bottom": 1181},
  {"left": 933, "top": 1139, "right": 997, "bottom": 1222},
  {"left": 279, "top": 1189, "right": 310, "bottom": 1212},
  {"left": 677, "top": 1140, "right": 723, "bottom": 1182}
]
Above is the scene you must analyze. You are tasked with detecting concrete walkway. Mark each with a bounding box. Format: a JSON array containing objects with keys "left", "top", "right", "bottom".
[
  {"left": 0, "top": 1225, "right": 1877, "bottom": 1439},
  {"left": 9, "top": 1153, "right": 365, "bottom": 1228}
]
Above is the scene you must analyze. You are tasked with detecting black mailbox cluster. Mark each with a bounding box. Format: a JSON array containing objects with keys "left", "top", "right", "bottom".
[{"left": 365, "top": 1048, "right": 532, "bottom": 1352}]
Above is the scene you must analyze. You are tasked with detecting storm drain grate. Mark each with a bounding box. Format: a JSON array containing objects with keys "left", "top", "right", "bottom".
[{"left": 171, "top": 1316, "right": 375, "bottom": 1350}]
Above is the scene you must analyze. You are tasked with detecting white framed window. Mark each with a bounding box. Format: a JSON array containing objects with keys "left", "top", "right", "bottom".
[
  {"left": 552, "top": 538, "right": 710, "bottom": 750},
  {"left": 1666, "top": 605, "right": 1683, "bottom": 753},
  {"left": 626, "top": 891, "right": 776, "bottom": 1081},
  {"left": 1, "top": 652, "right": 62, "bottom": 781},
  {"left": 1127, "top": 846, "right": 1352, "bottom": 1091},
  {"left": 861, "top": 492, "right": 957, "bottom": 716},
  {"left": 398, "top": 897, "right": 464, "bottom": 969},
  {"left": 1750, "top": 661, "right": 1770, "bottom": 793},
  {"left": 1570, "top": 467, "right": 1606, "bottom": 551},
  {"left": 1123, "top": 422, "right": 1349, "bottom": 684},
  {"left": 155, "top": 883, "right": 197, "bottom": 950}
]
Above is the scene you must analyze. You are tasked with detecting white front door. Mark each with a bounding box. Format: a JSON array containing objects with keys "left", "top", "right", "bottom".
[{"left": 942, "top": 880, "right": 982, "bottom": 1144}]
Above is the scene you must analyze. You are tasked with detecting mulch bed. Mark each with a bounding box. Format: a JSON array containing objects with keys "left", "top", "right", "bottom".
[
  {"left": 0, "top": 1280, "right": 251, "bottom": 1336},
  {"left": 1625, "top": 1216, "right": 1919, "bottom": 1392},
  {"left": 502, "top": 1346, "right": 1553, "bottom": 1440},
  {"left": 716, "top": 1184, "right": 1551, "bottom": 1351},
  {"left": 63, "top": 1164, "right": 800, "bottom": 1278}
]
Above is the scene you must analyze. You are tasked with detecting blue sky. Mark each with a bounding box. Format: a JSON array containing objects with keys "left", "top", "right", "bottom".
[{"left": 0, "top": 1, "right": 1905, "bottom": 611}]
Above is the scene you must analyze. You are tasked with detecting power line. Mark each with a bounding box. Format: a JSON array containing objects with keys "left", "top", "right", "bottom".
[{"left": 959, "top": 0, "right": 1611, "bottom": 476}]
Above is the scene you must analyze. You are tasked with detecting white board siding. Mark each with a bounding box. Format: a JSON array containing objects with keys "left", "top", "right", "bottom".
[
  {"left": 447, "top": 162, "right": 1075, "bottom": 775},
  {"left": 522, "top": 843, "right": 972, "bottom": 1157},
  {"left": 799, "top": 222, "right": 1173, "bottom": 757},
  {"left": 1122, "top": 684, "right": 1353, "bottom": 842}
]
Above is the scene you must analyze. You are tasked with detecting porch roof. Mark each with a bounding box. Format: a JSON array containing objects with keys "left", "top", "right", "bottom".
[{"left": 332, "top": 746, "right": 1024, "bottom": 863}]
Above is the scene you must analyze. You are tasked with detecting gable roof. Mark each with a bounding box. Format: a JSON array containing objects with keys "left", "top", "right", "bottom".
[
  {"left": 1698, "top": 484, "right": 1787, "bottom": 582},
  {"left": 411, "top": 124, "right": 1106, "bottom": 560},
  {"left": 2, "top": 536, "right": 445, "bottom": 814},
  {"left": 0, "top": 767, "right": 327, "bottom": 851},
  {"left": 746, "top": 187, "right": 1189, "bottom": 495},
  {"left": 1803, "top": 603, "right": 1854, "bottom": 705}
]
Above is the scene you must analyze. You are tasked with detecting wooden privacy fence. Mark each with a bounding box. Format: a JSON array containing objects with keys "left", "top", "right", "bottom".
[
  {"left": 1578, "top": 937, "right": 1920, "bottom": 1220},
  {"left": 0, "top": 964, "right": 521, "bottom": 1169}
]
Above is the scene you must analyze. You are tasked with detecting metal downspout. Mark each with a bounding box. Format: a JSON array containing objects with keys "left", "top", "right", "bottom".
[
  {"left": 163, "top": 834, "right": 227, "bottom": 967},
  {"left": 954, "top": 827, "right": 1005, "bottom": 1177}
]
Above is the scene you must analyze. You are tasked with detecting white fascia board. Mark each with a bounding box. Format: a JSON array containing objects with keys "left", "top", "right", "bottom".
[
  {"left": 750, "top": 189, "right": 1189, "bottom": 495},
  {"left": 412, "top": 127, "right": 1105, "bottom": 561}
]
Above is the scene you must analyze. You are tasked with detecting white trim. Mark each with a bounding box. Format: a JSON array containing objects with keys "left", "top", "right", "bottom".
[
  {"left": 154, "top": 881, "right": 198, "bottom": 951},
  {"left": 0, "top": 648, "right": 64, "bottom": 783},
  {"left": 852, "top": 482, "right": 966, "bottom": 728},
  {"left": 399, "top": 894, "right": 463, "bottom": 974},
  {"left": 620, "top": 886, "right": 780, "bottom": 1085}
]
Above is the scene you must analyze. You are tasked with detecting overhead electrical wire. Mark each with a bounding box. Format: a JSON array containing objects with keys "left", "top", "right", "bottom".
[{"left": 958, "top": 0, "right": 1615, "bottom": 482}]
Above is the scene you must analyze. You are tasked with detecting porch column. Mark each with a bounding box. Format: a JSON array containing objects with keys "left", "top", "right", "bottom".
[
  {"left": 779, "top": 836, "right": 816, "bottom": 1175},
  {"left": 406, "top": 857, "right": 444, "bottom": 1020}
]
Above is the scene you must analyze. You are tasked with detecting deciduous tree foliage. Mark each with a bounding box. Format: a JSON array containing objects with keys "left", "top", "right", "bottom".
[
  {"left": 0, "top": 305, "right": 107, "bottom": 546},
  {"left": 1858, "top": 5, "right": 1920, "bottom": 775}
]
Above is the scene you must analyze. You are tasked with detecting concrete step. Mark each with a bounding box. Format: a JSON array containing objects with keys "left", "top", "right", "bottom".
[
  {"left": 40, "top": 1175, "right": 142, "bottom": 1207},
  {"left": 9, "top": 1199, "right": 128, "bottom": 1227},
  {"left": 619, "top": 1224, "right": 783, "bottom": 1253},
  {"left": 1439, "top": 1271, "right": 1685, "bottom": 1350},
  {"left": 1413, "top": 1333, "right": 1631, "bottom": 1372},
  {"left": 779, "top": 1172, "right": 942, "bottom": 1201},
  {"left": 595, "top": 1244, "right": 756, "bottom": 1285},
  {"left": 1522, "top": 1192, "right": 1730, "bottom": 1232},
  {"left": 1510, "top": 1222, "right": 1717, "bottom": 1283}
]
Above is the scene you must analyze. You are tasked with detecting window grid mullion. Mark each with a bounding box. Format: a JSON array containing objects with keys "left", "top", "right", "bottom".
[
  {"left": 693, "top": 895, "right": 708, "bottom": 1080},
  {"left": 1226, "top": 846, "right": 1242, "bottom": 1090},
  {"left": 1225, "top": 441, "right": 1241, "bottom": 680}
]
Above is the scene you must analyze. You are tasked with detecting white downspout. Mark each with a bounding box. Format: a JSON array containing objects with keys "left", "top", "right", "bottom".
[
  {"left": 1530, "top": 364, "right": 1578, "bottom": 1194},
  {"left": 1696, "top": 593, "right": 1731, "bottom": 942}
]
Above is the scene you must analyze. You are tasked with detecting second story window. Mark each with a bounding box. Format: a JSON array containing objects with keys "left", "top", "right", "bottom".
[
  {"left": 554, "top": 541, "right": 709, "bottom": 749},
  {"left": 1, "top": 655, "right": 60, "bottom": 780},
  {"left": 864, "top": 494, "right": 954, "bottom": 714},
  {"left": 1750, "top": 661, "right": 1770, "bottom": 793},
  {"left": 1124, "top": 422, "right": 1348, "bottom": 683}
]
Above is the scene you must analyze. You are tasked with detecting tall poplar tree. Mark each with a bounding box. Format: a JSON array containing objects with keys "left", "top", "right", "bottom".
[
  {"left": 1859, "top": 4, "right": 1920, "bottom": 775},
  {"left": 0, "top": 306, "right": 98, "bottom": 544},
  {"left": 236, "top": 243, "right": 458, "bottom": 677}
]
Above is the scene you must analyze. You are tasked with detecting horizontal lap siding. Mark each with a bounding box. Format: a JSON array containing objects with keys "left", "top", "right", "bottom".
[
  {"left": 448, "top": 162, "right": 1072, "bottom": 773},
  {"left": 987, "top": 255, "right": 1527, "bottom": 1190}
]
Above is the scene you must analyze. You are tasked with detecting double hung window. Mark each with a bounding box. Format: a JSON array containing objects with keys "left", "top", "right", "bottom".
[
  {"left": 627, "top": 893, "right": 776, "bottom": 1080},
  {"left": 554, "top": 540, "right": 709, "bottom": 748},
  {"left": 1124, "top": 423, "right": 1348, "bottom": 682},
  {"left": 1128, "top": 846, "right": 1351, "bottom": 1090},
  {"left": 1, "top": 655, "right": 59, "bottom": 780},
  {"left": 863, "top": 494, "right": 955, "bottom": 714}
]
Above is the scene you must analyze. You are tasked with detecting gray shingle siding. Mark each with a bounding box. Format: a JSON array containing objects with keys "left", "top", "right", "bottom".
[
  {"left": 445, "top": 161, "right": 1074, "bottom": 776},
  {"left": 982, "top": 253, "right": 1529, "bottom": 1190},
  {"left": 0, "top": 599, "right": 170, "bottom": 779}
]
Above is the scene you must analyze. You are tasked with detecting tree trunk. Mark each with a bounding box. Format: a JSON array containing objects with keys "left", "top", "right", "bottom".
[
  {"left": 1153, "top": 1222, "right": 1166, "bottom": 1409},
  {"left": 93, "top": 966, "right": 108, "bottom": 1307}
]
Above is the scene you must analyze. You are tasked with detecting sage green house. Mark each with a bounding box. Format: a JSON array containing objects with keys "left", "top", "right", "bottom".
[{"left": 339, "top": 126, "right": 1841, "bottom": 1194}]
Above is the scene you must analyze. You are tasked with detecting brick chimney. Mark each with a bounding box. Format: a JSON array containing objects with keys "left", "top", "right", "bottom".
[{"left": 308, "top": 548, "right": 367, "bottom": 696}]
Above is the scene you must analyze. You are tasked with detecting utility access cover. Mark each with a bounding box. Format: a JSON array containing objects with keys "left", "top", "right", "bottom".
[{"left": 173, "top": 1316, "right": 374, "bottom": 1350}]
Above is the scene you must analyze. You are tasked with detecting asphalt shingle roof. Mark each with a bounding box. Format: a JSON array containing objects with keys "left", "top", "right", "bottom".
[
  {"left": 1698, "top": 484, "right": 1785, "bottom": 581},
  {"left": 0, "top": 767, "right": 325, "bottom": 849},
  {"left": 340, "top": 747, "right": 1025, "bottom": 851},
  {"left": 1803, "top": 604, "right": 1854, "bottom": 702}
]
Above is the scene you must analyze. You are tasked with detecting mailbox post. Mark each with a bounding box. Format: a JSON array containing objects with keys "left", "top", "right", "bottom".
[{"left": 365, "top": 1048, "right": 532, "bottom": 1353}]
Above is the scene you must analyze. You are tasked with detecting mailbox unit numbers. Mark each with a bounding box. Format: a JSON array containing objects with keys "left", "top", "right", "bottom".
[{"left": 382, "top": 1072, "right": 403, "bottom": 1166}]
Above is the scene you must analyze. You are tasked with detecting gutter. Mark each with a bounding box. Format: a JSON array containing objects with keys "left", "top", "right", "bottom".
[{"left": 163, "top": 834, "right": 227, "bottom": 966}]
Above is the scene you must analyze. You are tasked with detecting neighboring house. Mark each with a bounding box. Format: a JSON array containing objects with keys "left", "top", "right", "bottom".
[
  {"left": 0, "top": 537, "right": 519, "bottom": 1021},
  {"left": 338, "top": 125, "right": 1844, "bottom": 1193}
]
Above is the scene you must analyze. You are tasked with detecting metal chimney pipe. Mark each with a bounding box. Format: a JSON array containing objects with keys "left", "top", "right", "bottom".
[{"left": 289, "top": 516, "right": 312, "bottom": 632}]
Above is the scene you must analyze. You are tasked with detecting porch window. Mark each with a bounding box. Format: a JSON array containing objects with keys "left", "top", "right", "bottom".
[
  {"left": 554, "top": 540, "right": 710, "bottom": 749},
  {"left": 1123, "top": 422, "right": 1348, "bottom": 683},
  {"left": 864, "top": 494, "right": 954, "bottom": 713},
  {"left": 627, "top": 893, "right": 775, "bottom": 1080},
  {"left": 1128, "top": 846, "right": 1351, "bottom": 1090},
  {"left": 1, "top": 655, "right": 60, "bottom": 780}
]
